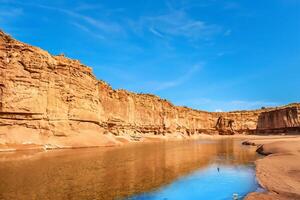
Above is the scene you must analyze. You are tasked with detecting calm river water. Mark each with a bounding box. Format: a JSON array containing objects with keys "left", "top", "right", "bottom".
[{"left": 0, "top": 139, "right": 259, "bottom": 200}]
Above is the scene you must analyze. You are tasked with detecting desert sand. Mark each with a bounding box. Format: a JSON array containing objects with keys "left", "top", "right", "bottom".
[{"left": 244, "top": 137, "right": 300, "bottom": 200}]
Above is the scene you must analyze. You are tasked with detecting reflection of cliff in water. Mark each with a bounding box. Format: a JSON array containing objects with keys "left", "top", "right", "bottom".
[
  {"left": 0, "top": 139, "right": 257, "bottom": 200},
  {"left": 214, "top": 139, "right": 257, "bottom": 165}
]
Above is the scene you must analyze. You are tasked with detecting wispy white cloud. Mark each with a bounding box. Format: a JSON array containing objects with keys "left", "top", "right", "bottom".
[
  {"left": 1, "top": 2, "right": 125, "bottom": 40},
  {"left": 144, "top": 63, "right": 203, "bottom": 91},
  {"left": 73, "top": 2, "right": 125, "bottom": 14},
  {"left": 37, "top": 5, "right": 124, "bottom": 36},
  {"left": 0, "top": 7, "right": 23, "bottom": 17},
  {"left": 141, "top": 10, "right": 222, "bottom": 40},
  {"left": 70, "top": 22, "right": 105, "bottom": 40},
  {"left": 1, "top": 1, "right": 226, "bottom": 45},
  {"left": 149, "top": 27, "right": 165, "bottom": 38}
]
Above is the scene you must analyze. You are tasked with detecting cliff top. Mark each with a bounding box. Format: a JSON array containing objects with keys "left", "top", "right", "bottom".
[{"left": 1, "top": 29, "right": 298, "bottom": 114}]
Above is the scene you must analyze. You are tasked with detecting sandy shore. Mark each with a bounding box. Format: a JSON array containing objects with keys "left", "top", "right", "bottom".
[
  {"left": 244, "top": 136, "right": 300, "bottom": 200},
  {"left": 0, "top": 133, "right": 297, "bottom": 152},
  {"left": 0, "top": 133, "right": 191, "bottom": 152},
  {"left": 1, "top": 133, "right": 250, "bottom": 152}
]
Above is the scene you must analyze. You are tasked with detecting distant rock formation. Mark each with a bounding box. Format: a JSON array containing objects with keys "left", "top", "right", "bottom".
[
  {"left": 0, "top": 30, "right": 299, "bottom": 147},
  {"left": 215, "top": 116, "right": 235, "bottom": 135},
  {"left": 257, "top": 106, "right": 300, "bottom": 134}
]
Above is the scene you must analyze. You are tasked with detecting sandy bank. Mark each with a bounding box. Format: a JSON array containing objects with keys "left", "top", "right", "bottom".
[
  {"left": 1, "top": 133, "right": 296, "bottom": 153},
  {"left": 244, "top": 137, "right": 300, "bottom": 200},
  {"left": 0, "top": 133, "right": 214, "bottom": 152}
]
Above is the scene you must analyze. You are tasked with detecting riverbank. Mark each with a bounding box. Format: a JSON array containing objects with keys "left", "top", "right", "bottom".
[
  {"left": 0, "top": 132, "right": 207, "bottom": 152},
  {"left": 0, "top": 133, "right": 298, "bottom": 153},
  {"left": 1, "top": 134, "right": 300, "bottom": 199},
  {"left": 244, "top": 137, "right": 300, "bottom": 200}
]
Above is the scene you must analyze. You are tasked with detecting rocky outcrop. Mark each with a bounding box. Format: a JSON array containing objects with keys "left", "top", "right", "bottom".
[
  {"left": 0, "top": 30, "right": 299, "bottom": 148},
  {"left": 257, "top": 105, "right": 300, "bottom": 134}
]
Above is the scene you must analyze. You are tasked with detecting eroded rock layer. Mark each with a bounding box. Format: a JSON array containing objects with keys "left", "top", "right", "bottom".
[
  {"left": 257, "top": 106, "right": 300, "bottom": 134},
  {"left": 0, "top": 30, "right": 299, "bottom": 147}
]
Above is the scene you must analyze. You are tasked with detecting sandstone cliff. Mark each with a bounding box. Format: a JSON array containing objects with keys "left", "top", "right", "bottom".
[
  {"left": 257, "top": 104, "right": 300, "bottom": 134},
  {"left": 0, "top": 30, "right": 299, "bottom": 148}
]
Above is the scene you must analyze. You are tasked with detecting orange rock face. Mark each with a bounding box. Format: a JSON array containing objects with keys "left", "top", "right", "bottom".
[
  {"left": 0, "top": 30, "right": 299, "bottom": 147},
  {"left": 257, "top": 106, "right": 300, "bottom": 133}
]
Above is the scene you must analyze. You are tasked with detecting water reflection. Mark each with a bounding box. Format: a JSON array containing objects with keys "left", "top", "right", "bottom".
[
  {"left": 0, "top": 139, "right": 257, "bottom": 200},
  {"left": 129, "top": 165, "right": 257, "bottom": 200}
]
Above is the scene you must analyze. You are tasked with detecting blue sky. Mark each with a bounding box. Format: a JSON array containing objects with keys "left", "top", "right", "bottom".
[{"left": 0, "top": 0, "right": 299, "bottom": 111}]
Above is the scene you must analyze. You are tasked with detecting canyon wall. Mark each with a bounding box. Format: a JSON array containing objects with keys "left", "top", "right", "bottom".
[
  {"left": 256, "top": 105, "right": 300, "bottom": 133},
  {"left": 0, "top": 30, "right": 299, "bottom": 147}
]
